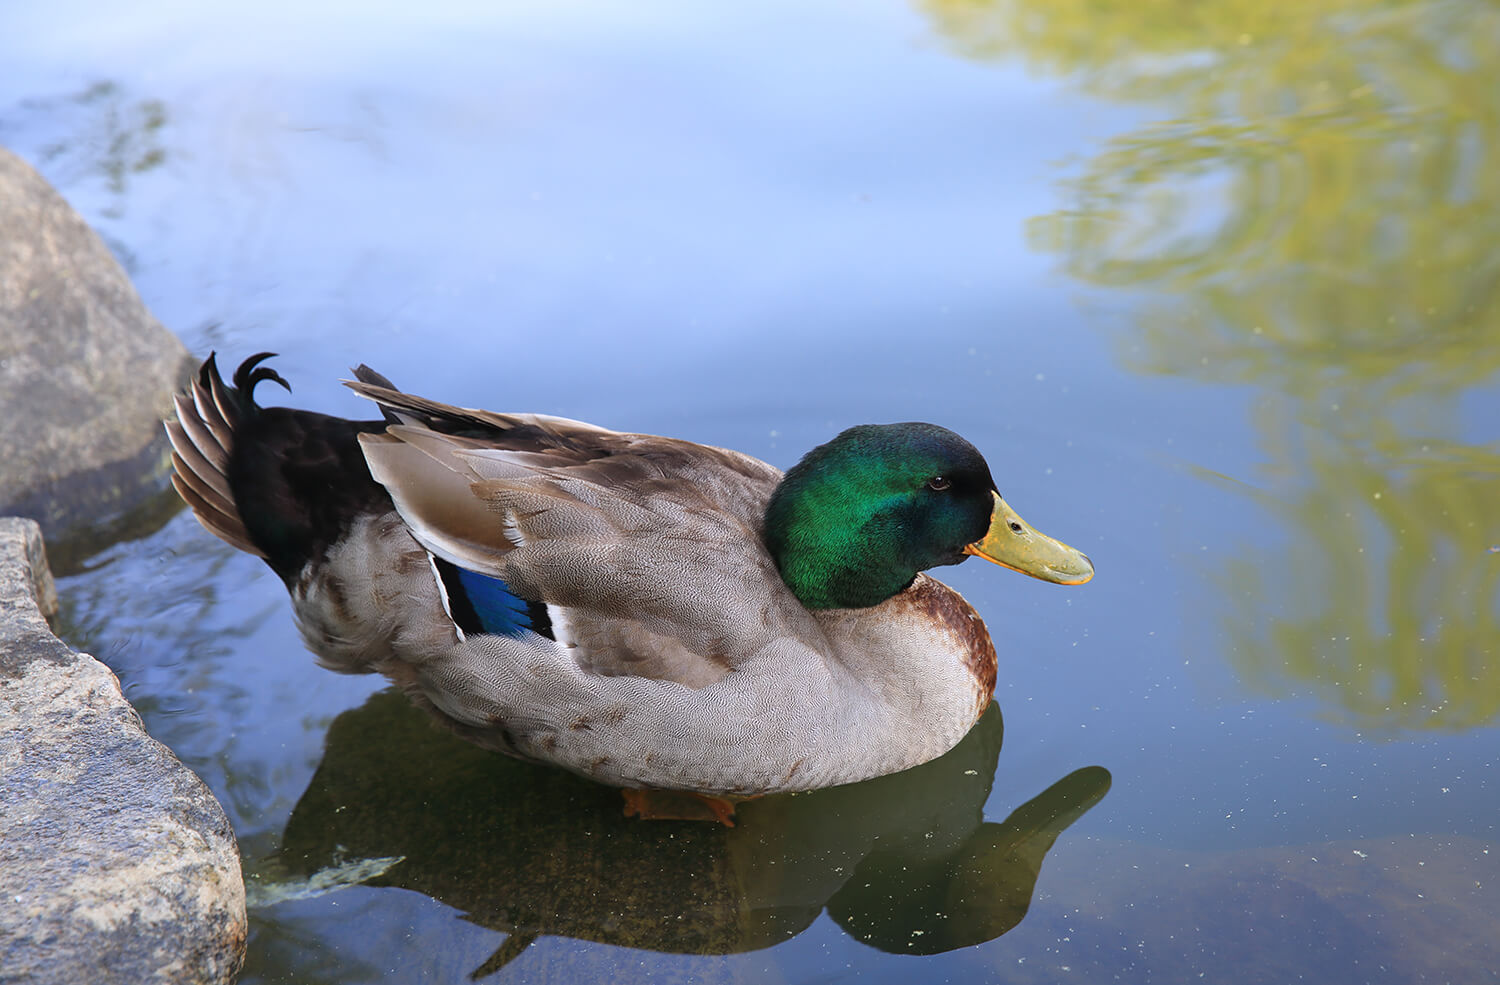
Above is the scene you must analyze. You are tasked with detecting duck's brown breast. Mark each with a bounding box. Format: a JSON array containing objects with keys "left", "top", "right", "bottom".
[{"left": 896, "top": 575, "right": 998, "bottom": 720}]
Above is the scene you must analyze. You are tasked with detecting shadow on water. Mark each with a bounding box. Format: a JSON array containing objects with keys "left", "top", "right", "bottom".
[
  {"left": 252, "top": 692, "right": 1108, "bottom": 978},
  {"left": 921, "top": 0, "right": 1500, "bottom": 732},
  {"left": 41, "top": 478, "right": 186, "bottom": 578}
]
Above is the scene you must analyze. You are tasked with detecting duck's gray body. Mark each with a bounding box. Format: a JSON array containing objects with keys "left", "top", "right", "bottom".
[{"left": 167, "top": 355, "right": 997, "bottom": 796}]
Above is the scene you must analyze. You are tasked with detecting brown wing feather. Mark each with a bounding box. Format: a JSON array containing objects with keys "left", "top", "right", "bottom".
[
  {"left": 349, "top": 393, "right": 799, "bottom": 685},
  {"left": 344, "top": 379, "right": 624, "bottom": 457},
  {"left": 358, "top": 430, "right": 521, "bottom": 569}
]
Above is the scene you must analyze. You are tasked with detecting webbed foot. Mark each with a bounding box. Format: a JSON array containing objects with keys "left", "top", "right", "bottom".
[{"left": 620, "top": 788, "right": 739, "bottom": 826}]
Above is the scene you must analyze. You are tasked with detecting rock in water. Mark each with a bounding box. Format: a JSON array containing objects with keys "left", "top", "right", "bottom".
[
  {"left": 0, "top": 517, "right": 247, "bottom": 984},
  {"left": 0, "top": 146, "right": 193, "bottom": 562}
]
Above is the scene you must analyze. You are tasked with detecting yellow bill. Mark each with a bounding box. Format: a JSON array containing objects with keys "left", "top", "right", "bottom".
[{"left": 964, "top": 492, "right": 1094, "bottom": 585}]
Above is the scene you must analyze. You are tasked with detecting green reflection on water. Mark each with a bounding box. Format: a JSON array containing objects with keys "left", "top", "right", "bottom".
[
  {"left": 923, "top": 0, "right": 1500, "bottom": 731},
  {"left": 1218, "top": 413, "right": 1500, "bottom": 731},
  {"left": 254, "top": 692, "right": 1108, "bottom": 978}
]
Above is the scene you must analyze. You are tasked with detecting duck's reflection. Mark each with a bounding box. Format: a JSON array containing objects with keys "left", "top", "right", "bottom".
[{"left": 269, "top": 689, "right": 1109, "bottom": 975}]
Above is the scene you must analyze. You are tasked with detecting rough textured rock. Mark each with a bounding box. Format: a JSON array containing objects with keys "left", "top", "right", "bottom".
[
  {"left": 0, "top": 146, "right": 193, "bottom": 553},
  {"left": 0, "top": 517, "right": 246, "bottom": 985}
]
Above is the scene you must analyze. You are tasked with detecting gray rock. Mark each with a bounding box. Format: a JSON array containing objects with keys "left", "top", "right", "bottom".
[
  {"left": 0, "top": 146, "right": 193, "bottom": 559},
  {"left": 0, "top": 516, "right": 246, "bottom": 985}
]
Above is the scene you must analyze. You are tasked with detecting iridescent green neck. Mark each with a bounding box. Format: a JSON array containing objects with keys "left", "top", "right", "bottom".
[{"left": 763, "top": 423, "right": 996, "bottom": 610}]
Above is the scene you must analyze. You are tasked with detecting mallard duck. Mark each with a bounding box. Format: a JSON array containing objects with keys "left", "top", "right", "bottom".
[{"left": 168, "top": 353, "right": 1092, "bottom": 822}]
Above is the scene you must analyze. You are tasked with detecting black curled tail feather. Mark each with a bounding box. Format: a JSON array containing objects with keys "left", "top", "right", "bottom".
[
  {"left": 170, "top": 352, "right": 395, "bottom": 580},
  {"left": 232, "top": 351, "right": 292, "bottom": 403},
  {"left": 166, "top": 352, "right": 267, "bottom": 557}
]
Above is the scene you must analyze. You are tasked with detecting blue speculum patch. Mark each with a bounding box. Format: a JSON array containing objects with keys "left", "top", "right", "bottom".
[{"left": 435, "top": 558, "right": 534, "bottom": 637}]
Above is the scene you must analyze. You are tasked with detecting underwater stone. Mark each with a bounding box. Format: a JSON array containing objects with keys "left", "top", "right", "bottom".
[
  {"left": 0, "top": 517, "right": 246, "bottom": 984},
  {"left": 0, "top": 146, "right": 193, "bottom": 558}
]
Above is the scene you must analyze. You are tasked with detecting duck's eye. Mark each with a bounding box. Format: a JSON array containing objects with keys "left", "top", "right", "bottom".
[{"left": 927, "top": 476, "right": 951, "bottom": 492}]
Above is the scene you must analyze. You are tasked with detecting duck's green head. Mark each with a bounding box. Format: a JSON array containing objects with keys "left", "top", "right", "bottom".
[{"left": 765, "top": 423, "right": 1093, "bottom": 610}]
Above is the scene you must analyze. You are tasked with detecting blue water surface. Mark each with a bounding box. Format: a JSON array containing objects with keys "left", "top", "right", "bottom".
[{"left": 5, "top": 0, "right": 1498, "bottom": 981}]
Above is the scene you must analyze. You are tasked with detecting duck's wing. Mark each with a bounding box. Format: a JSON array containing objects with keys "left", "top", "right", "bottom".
[{"left": 347, "top": 380, "right": 804, "bottom": 688}]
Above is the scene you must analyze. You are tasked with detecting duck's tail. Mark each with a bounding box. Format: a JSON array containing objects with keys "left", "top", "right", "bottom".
[
  {"left": 165, "top": 352, "right": 287, "bottom": 557},
  {"left": 166, "top": 353, "right": 397, "bottom": 582}
]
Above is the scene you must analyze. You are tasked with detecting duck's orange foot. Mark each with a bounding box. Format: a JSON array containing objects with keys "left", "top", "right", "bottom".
[{"left": 621, "top": 788, "right": 739, "bottom": 826}]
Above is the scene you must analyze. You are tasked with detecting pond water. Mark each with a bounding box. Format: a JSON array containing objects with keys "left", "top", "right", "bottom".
[{"left": 5, "top": 0, "right": 1500, "bottom": 981}]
